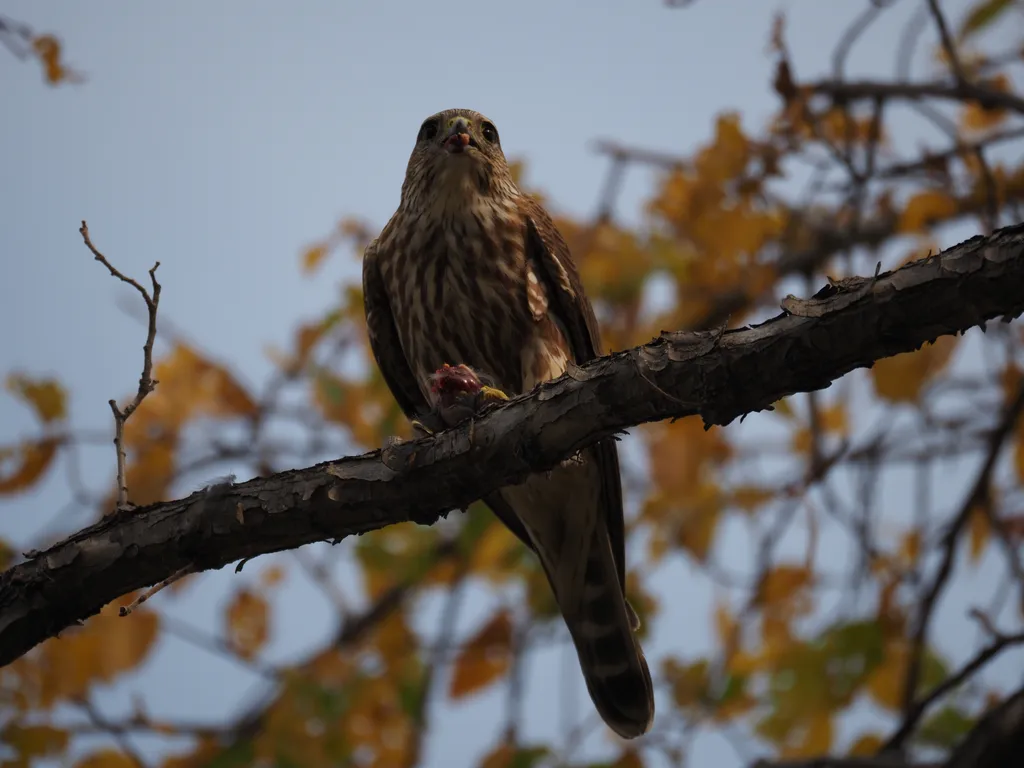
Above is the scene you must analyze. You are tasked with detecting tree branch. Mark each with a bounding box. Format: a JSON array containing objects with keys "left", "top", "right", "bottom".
[
  {"left": 0, "top": 224, "right": 1023, "bottom": 667},
  {"left": 805, "top": 78, "right": 1024, "bottom": 116}
]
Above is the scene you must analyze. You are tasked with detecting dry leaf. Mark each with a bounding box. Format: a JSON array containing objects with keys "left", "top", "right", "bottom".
[
  {"left": 225, "top": 590, "right": 269, "bottom": 660},
  {"left": 898, "top": 190, "right": 958, "bottom": 233},
  {"left": 5, "top": 373, "right": 67, "bottom": 422},
  {"left": 449, "top": 610, "right": 513, "bottom": 699}
]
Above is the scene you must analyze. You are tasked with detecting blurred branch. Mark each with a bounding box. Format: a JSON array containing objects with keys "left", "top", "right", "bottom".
[
  {"left": 1, "top": 225, "right": 1024, "bottom": 666},
  {"left": 888, "top": 379, "right": 1024, "bottom": 750},
  {"left": 805, "top": 78, "right": 1024, "bottom": 116}
]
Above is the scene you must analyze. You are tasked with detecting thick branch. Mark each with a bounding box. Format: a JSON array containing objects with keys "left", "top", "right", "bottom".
[{"left": 0, "top": 225, "right": 1023, "bottom": 667}]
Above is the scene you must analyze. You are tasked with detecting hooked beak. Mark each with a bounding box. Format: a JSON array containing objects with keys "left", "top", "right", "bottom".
[{"left": 443, "top": 116, "right": 477, "bottom": 154}]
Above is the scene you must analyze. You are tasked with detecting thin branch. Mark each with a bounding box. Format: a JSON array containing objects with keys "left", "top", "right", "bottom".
[
  {"left": 926, "top": 0, "right": 966, "bottom": 84},
  {"left": 805, "top": 78, "right": 1024, "bottom": 117},
  {"left": 894, "top": 612, "right": 1024, "bottom": 744},
  {"left": 75, "top": 697, "right": 149, "bottom": 768},
  {"left": 1, "top": 224, "right": 1024, "bottom": 667},
  {"left": 80, "top": 220, "right": 161, "bottom": 512},
  {"left": 887, "top": 380, "right": 1024, "bottom": 750}
]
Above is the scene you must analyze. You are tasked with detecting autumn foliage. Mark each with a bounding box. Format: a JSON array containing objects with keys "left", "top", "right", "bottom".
[{"left": 3, "top": 3, "right": 1024, "bottom": 768}]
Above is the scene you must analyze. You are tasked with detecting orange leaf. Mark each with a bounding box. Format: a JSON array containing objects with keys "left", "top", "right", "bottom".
[
  {"left": 899, "top": 530, "right": 921, "bottom": 566},
  {"left": 871, "top": 336, "right": 958, "bottom": 403},
  {"left": 848, "top": 732, "right": 885, "bottom": 756},
  {"left": 612, "top": 751, "right": 644, "bottom": 768},
  {"left": 0, "top": 438, "right": 59, "bottom": 495},
  {"left": 449, "top": 610, "right": 513, "bottom": 699},
  {"left": 31, "top": 35, "right": 83, "bottom": 85},
  {"left": 37, "top": 609, "right": 159, "bottom": 705},
  {"left": 225, "top": 590, "right": 269, "bottom": 660},
  {"left": 960, "top": 75, "right": 1012, "bottom": 132},
  {"left": 969, "top": 504, "right": 991, "bottom": 563},
  {"left": 898, "top": 190, "right": 958, "bottom": 233},
  {"left": 259, "top": 565, "right": 286, "bottom": 588},
  {"left": 1, "top": 723, "right": 68, "bottom": 763},
  {"left": 6, "top": 373, "right": 67, "bottom": 423},
  {"left": 74, "top": 749, "right": 138, "bottom": 768}
]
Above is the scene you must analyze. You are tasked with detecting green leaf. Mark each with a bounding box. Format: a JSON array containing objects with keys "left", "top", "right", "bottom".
[
  {"left": 509, "top": 747, "right": 549, "bottom": 768},
  {"left": 959, "top": 0, "right": 1017, "bottom": 40},
  {"left": 916, "top": 705, "right": 975, "bottom": 749}
]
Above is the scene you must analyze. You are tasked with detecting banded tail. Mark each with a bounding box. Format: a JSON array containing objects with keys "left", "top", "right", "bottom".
[{"left": 565, "top": 523, "right": 654, "bottom": 739}]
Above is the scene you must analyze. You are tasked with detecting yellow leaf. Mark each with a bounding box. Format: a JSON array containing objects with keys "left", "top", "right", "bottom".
[
  {"left": 225, "top": 590, "right": 269, "bottom": 660},
  {"left": 848, "top": 732, "right": 885, "bottom": 756},
  {"left": 730, "top": 485, "right": 775, "bottom": 514},
  {"left": 866, "top": 641, "right": 907, "bottom": 710},
  {"left": 674, "top": 493, "right": 721, "bottom": 562},
  {"left": 449, "top": 610, "right": 513, "bottom": 699},
  {"left": 960, "top": 74, "right": 1012, "bottom": 132},
  {"left": 74, "top": 749, "right": 138, "bottom": 768},
  {"left": 898, "top": 190, "right": 958, "bottom": 233},
  {"left": 300, "top": 243, "right": 329, "bottom": 274},
  {"left": 969, "top": 503, "right": 991, "bottom": 563},
  {"left": 663, "top": 658, "right": 709, "bottom": 708},
  {"left": 792, "top": 402, "right": 848, "bottom": 453},
  {"left": 715, "top": 602, "right": 737, "bottom": 649},
  {"left": 6, "top": 374, "right": 67, "bottom": 423},
  {"left": 785, "top": 711, "right": 833, "bottom": 757},
  {"left": 469, "top": 520, "right": 525, "bottom": 583},
  {"left": 871, "top": 336, "right": 958, "bottom": 402},
  {"left": 0, "top": 438, "right": 59, "bottom": 495}
]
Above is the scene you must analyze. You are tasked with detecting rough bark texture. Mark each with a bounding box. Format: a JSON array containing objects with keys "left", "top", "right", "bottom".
[{"left": 1, "top": 224, "right": 1023, "bottom": 669}]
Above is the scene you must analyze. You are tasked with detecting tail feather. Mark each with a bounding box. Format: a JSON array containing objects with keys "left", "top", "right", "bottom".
[{"left": 567, "top": 528, "right": 654, "bottom": 739}]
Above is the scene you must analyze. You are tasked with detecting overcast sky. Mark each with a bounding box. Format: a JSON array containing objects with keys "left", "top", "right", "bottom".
[{"left": 2, "top": 2, "right": 1020, "bottom": 767}]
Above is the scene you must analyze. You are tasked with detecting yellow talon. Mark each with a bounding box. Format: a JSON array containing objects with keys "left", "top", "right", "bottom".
[
  {"left": 411, "top": 419, "right": 435, "bottom": 436},
  {"left": 479, "top": 385, "right": 509, "bottom": 403}
]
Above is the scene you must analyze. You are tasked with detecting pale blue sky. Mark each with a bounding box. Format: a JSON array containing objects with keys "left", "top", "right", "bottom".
[{"left": 2, "top": 2, "right": 1021, "bottom": 767}]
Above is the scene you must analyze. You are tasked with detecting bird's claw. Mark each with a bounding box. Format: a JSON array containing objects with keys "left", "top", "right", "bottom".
[
  {"left": 478, "top": 385, "right": 509, "bottom": 404},
  {"left": 411, "top": 419, "right": 435, "bottom": 437}
]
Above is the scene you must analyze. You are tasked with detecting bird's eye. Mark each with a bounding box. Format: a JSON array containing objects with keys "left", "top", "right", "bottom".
[
  {"left": 481, "top": 122, "right": 499, "bottom": 144},
  {"left": 418, "top": 119, "right": 439, "bottom": 142}
]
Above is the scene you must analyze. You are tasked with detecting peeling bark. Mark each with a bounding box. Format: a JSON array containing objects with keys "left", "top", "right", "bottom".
[{"left": 1, "top": 224, "right": 1023, "bottom": 668}]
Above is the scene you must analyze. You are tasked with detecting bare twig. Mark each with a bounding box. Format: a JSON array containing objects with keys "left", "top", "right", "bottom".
[
  {"left": 890, "top": 610, "right": 1024, "bottom": 745},
  {"left": 80, "top": 221, "right": 161, "bottom": 512},
  {"left": 887, "top": 382, "right": 1024, "bottom": 750},
  {"left": 118, "top": 565, "right": 193, "bottom": 617}
]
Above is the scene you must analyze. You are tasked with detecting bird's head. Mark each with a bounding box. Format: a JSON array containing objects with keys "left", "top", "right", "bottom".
[{"left": 400, "top": 109, "right": 515, "bottom": 207}]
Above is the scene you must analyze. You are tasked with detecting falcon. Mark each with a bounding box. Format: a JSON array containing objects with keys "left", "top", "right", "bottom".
[{"left": 362, "top": 109, "right": 654, "bottom": 738}]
